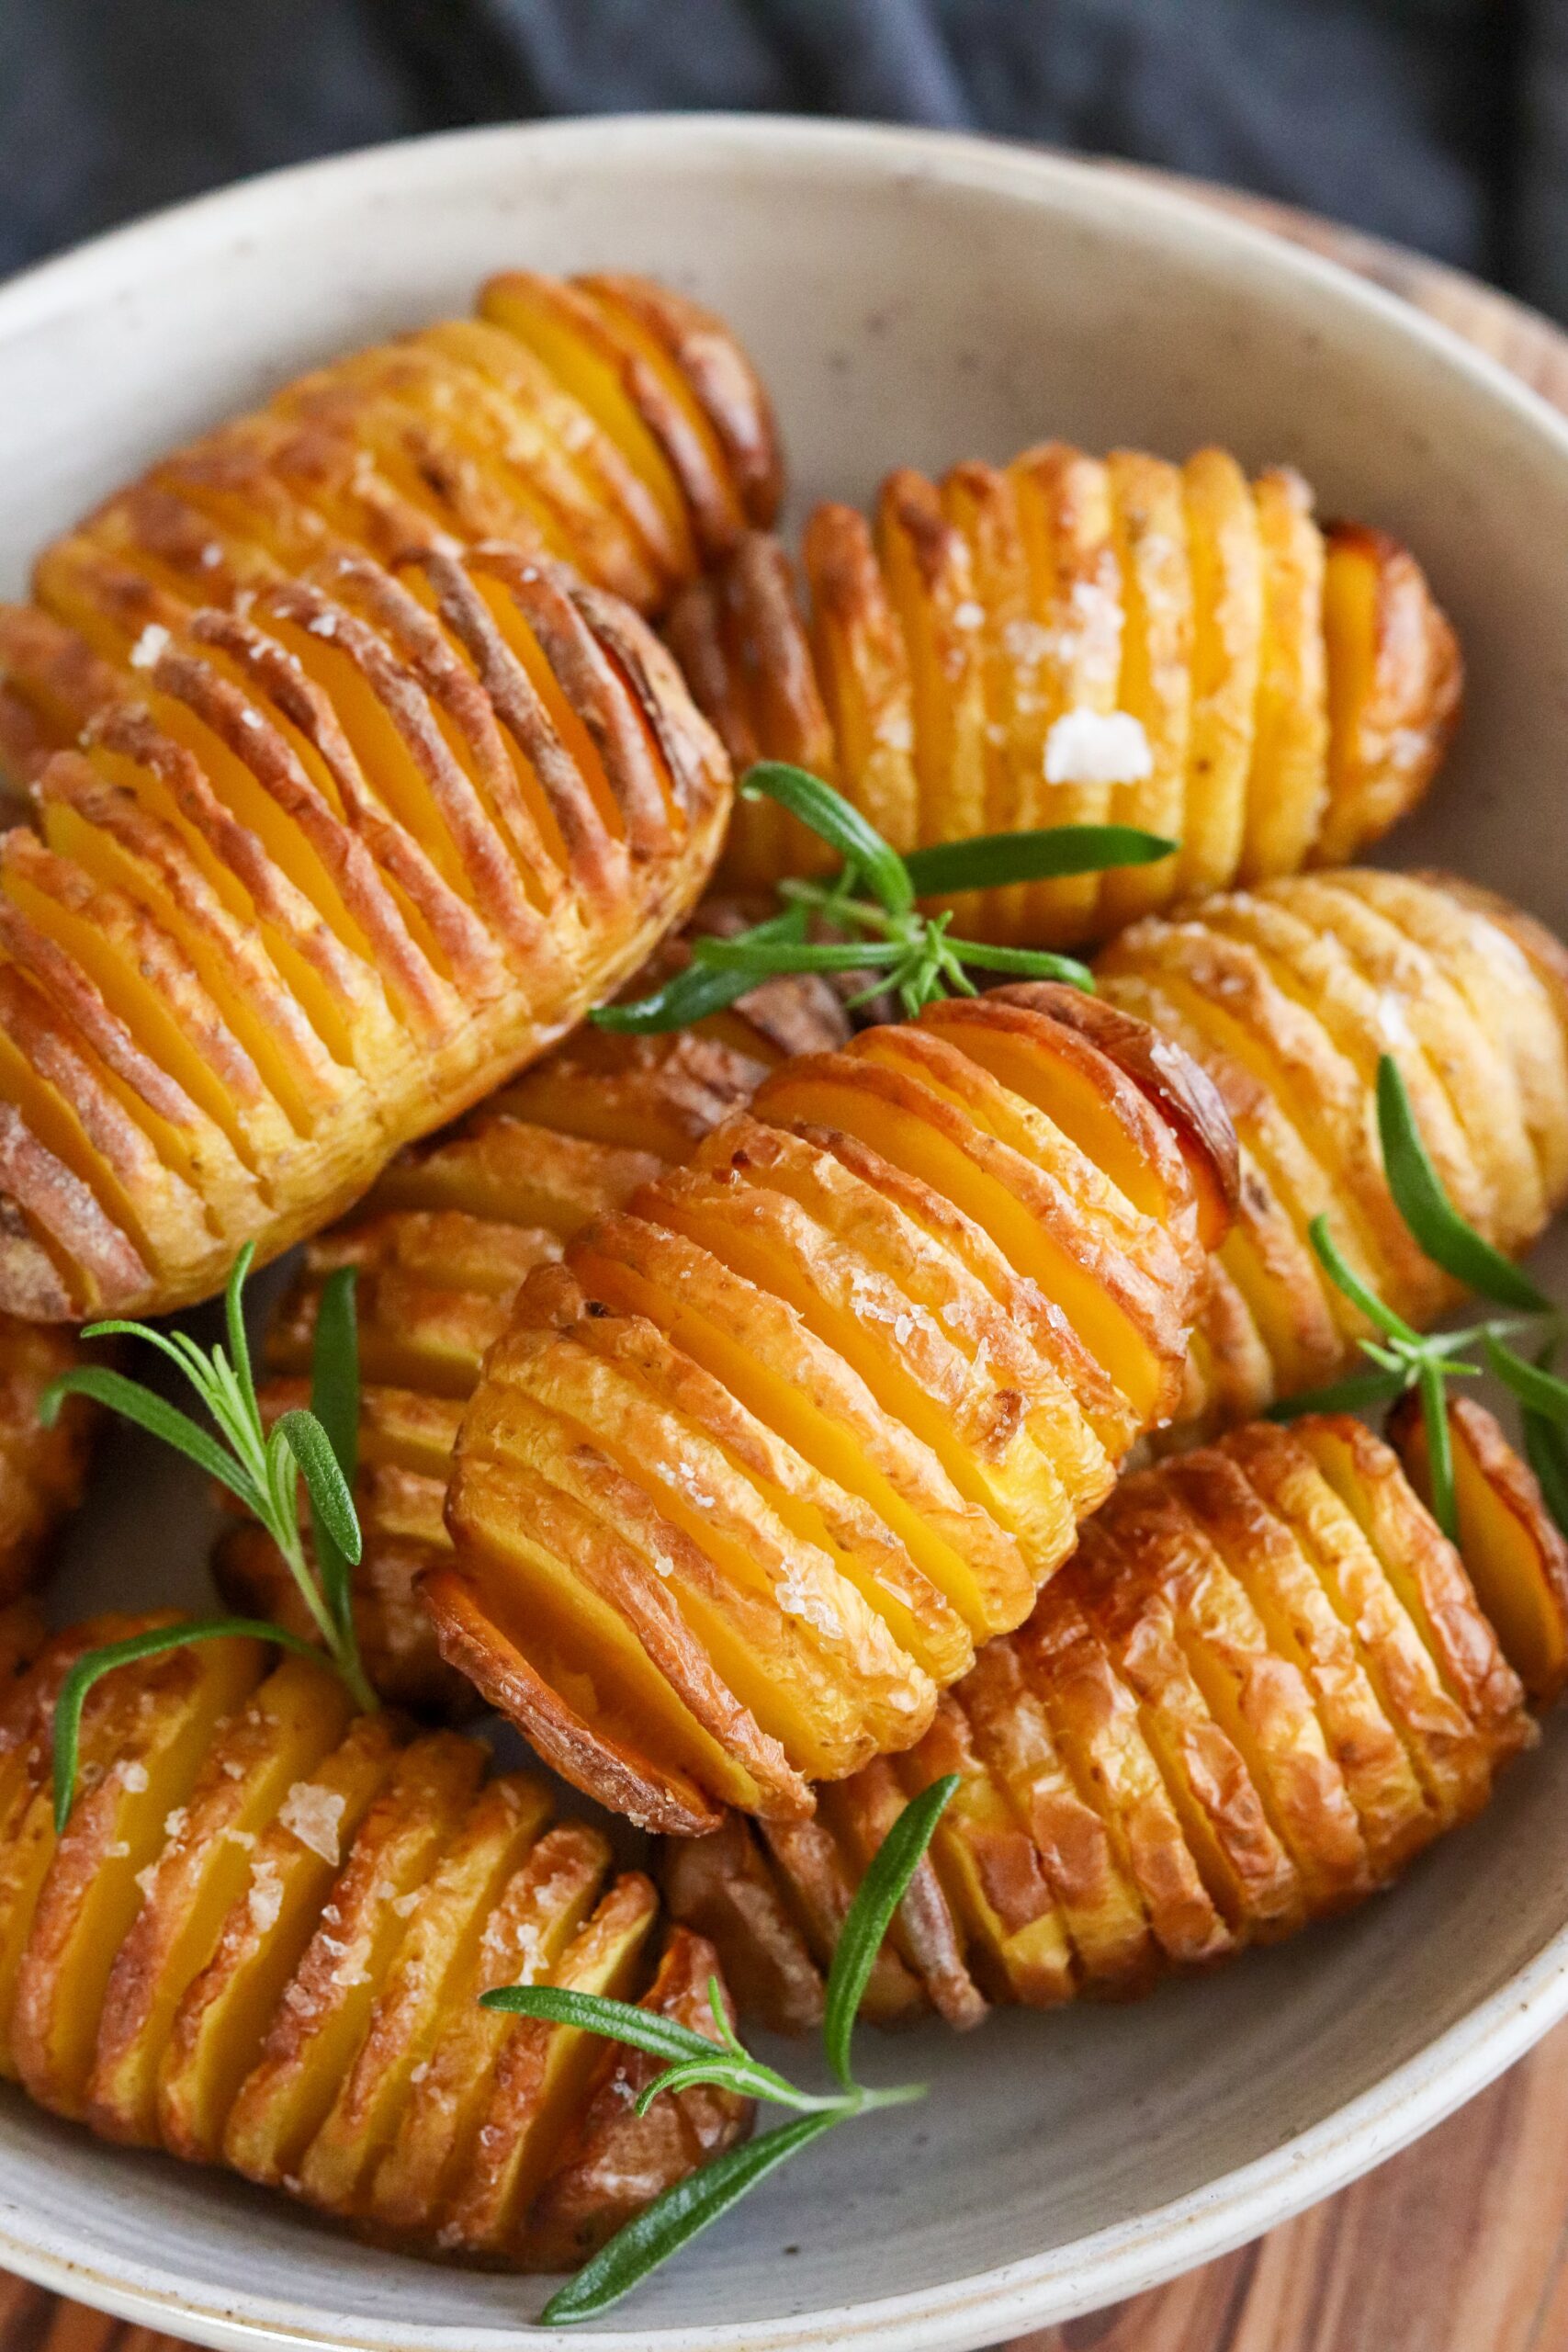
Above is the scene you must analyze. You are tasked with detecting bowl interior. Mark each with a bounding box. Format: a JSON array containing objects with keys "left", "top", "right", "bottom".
[{"left": 4, "top": 115, "right": 1568, "bottom": 2352}]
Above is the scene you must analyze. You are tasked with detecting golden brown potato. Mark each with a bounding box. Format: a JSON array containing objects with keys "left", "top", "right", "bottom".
[
  {"left": 1094, "top": 869, "right": 1568, "bottom": 1441},
  {"left": 29, "top": 272, "right": 777, "bottom": 641},
  {"left": 443, "top": 987, "right": 1228, "bottom": 1832},
  {"left": 675, "top": 459, "right": 1459, "bottom": 944},
  {"left": 217, "top": 950, "right": 851, "bottom": 1715},
  {"left": 0, "top": 1619, "right": 749, "bottom": 2264},
  {"left": 0, "top": 540, "right": 731, "bottom": 1320},
  {"left": 664, "top": 1403, "right": 1542, "bottom": 2029},
  {"left": 0, "top": 266, "right": 782, "bottom": 1321}
]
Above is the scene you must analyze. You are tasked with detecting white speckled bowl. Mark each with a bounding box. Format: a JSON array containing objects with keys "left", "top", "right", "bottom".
[{"left": 6, "top": 114, "right": 1568, "bottom": 2352}]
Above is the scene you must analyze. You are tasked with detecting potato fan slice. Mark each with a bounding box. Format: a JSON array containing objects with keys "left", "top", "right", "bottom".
[
  {"left": 443, "top": 985, "right": 1231, "bottom": 1830},
  {"left": 0, "top": 1620, "right": 750, "bottom": 2267},
  {"left": 665, "top": 1402, "right": 1544, "bottom": 2030},
  {"left": 0, "top": 266, "right": 783, "bottom": 1319}
]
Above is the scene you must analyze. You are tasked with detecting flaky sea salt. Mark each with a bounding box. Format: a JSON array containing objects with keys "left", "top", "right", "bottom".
[
  {"left": 129, "top": 623, "right": 171, "bottom": 672},
  {"left": 247, "top": 1858, "right": 283, "bottom": 1935},
  {"left": 1043, "top": 707, "right": 1153, "bottom": 787},
  {"left": 278, "top": 1780, "right": 345, "bottom": 1866}
]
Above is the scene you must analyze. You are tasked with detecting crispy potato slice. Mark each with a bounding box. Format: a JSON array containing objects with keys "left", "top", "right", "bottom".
[
  {"left": 1098, "top": 451, "right": 1190, "bottom": 931},
  {"left": 1014, "top": 1581, "right": 1230, "bottom": 1968},
  {"left": 1198, "top": 890, "right": 1493, "bottom": 1258},
  {"left": 1392, "top": 1395, "right": 1568, "bottom": 1705},
  {"left": 367, "top": 1818, "right": 609, "bottom": 2235},
  {"left": 297, "top": 1772, "right": 550, "bottom": 2215},
  {"left": 755, "top": 1812, "right": 928, "bottom": 2028},
  {"left": 1337, "top": 867, "right": 1568, "bottom": 1204},
  {"left": 441, "top": 1871, "right": 660, "bottom": 2257},
  {"left": 1222, "top": 1422, "right": 1497, "bottom": 1826},
  {"left": 875, "top": 471, "right": 988, "bottom": 872},
  {"left": 424, "top": 1491, "right": 794, "bottom": 1831},
  {"left": 86, "top": 1656, "right": 354, "bottom": 2145},
  {"left": 897, "top": 1696, "right": 1074, "bottom": 2007},
  {"left": 1293, "top": 1417, "right": 1528, "bottom": 1762},
  {"left": 1066, "top": 1520, "right": 1306, "bottom": 1939},
  {"left": 801, "top": 503, "right": 919, "bottom": 854},
  {"left": 13, "top": 1633, "right": 266, "bottom": 2115},
  {"left": 1169, "top": 1448, "right": 1431, "bottom": 1878},
  {"left": 558, "top": 1261, "right": 969, "bottom": 1686},
  {"left": 524, "top": 1925, "right": 752, "bottom": 2272},
  {"left": 658, "top": 1816, "right": 826, "bottom": 2037},
  {"left": 1178, "top": 448, "right": 1263, "bottom": 899},
  {"left": 958, "top": 1632, "right": 1156, "bottom": 1995},
  {"left": 1010, "top": 445, "right": 1123, "bottom": 946},
  {"left": 571, "top": 1214, "right": 1030, "bottom": 1634},
  {"left": 653, "top": 1150, "right": 1072, "bottom": 1599},
  {"left": 1241, "top": 469, "right": 1327, "bottom": 883},
  {"left": 1085, "top": 1479, "right": 1370, "bottom": 1916},
  {"left": 761, "top": 1035, "right": 1171, "bottom": 1426},
  {"left": 476, "top": 1310, "right": 931, "bottom": 1778},
  {"left": 222, "top": 1732, "right": 484, "bottom": 2186},
  {"left": 158, "top": 1713, "right": 402, "bottom": 2162},
  {"left": 1267, "top": 874, "right": 1544, "bottom": 1250},
  {"left": 1317, "top": 524, "right": 1462, "bottom": 867}
]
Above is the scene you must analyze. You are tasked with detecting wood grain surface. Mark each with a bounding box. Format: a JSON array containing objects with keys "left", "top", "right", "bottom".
[{"left": 2, "top": 170, "right": 1567, "bottom": 2352}]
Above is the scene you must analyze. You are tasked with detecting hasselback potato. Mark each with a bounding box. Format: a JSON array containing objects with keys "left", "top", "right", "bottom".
[
  {"left": 1093, "top": 869, "right": 1568, "bottom": 1438},
  {"left": 672, "top": 458, "right": 1459, "bottom": 944},
  {"left": 15, "top": 272, "right": 779, "bottom": 641},
  {"left": 0, "top": 266, "right": 777, "bottom": 1322},
  {"left": 0, "top": 1619, "right": 749, "bottom": 2265},
  {"left": 664, "top": 1399, "right": 1552, "bottom": 2030},
  {"left": 0, "top": 537, "right": 730, "bottom": 1319},
  {"left": 220, "top": 941, "right": 851, "bottom": 1713},
  {"left": 443, "top": 986, "right": 1233, "bottom": 1832}
]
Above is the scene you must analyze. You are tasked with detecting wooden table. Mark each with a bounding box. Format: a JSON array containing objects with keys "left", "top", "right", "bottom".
[{"left": 6, "top": 172, "right": 1568, "bottom": 2352}]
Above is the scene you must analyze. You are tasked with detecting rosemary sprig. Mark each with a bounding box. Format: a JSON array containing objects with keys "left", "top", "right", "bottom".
[
  {"left": 39, "top": 1246, "right": 373, "bottom": 1825},
  {"left": 483, "top": 1772, "right": 960, "bottom": 2324},
  {"left": 594, "top": 762, "right": 1177, "bottom": 1034},
  {"left": 1268, "top": 1056, "right": 1563, "bottom": 1540}
]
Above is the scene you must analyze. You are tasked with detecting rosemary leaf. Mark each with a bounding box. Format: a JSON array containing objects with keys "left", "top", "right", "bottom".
[
  {"left": 1263, "top": 1368, "right": 1408, "bottom": 1421},
  {"left": 51, "top": 1618, "right": 320, "bottom": 1832},
  {"left": 274, "top": 1409, "right": 361, "bottom": 1566},
  {"left": 904, "top": 823, "right": 1177, "bottom": 898},
  {"left": 742, "top": 764, "right": 912, "bottom": 914},
  {"left": 822, "top": 1772, "right": 959, "bottom": 2091},
  {"left": 1377, "top": 1057, "right": 1550, "bottom": 1311},
  {"left": 540, "top": 2114, "right": 841, "bottom": 2326},
  {"left": 39, "top": 1366, "right": 258, "bottom": 1510}
]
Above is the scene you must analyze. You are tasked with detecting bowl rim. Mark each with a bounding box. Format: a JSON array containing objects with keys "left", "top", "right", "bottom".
[{"left": 6, "top": 107, "right": 1568, "bottom": 2352}]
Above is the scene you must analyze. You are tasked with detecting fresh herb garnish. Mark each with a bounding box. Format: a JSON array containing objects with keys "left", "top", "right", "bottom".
[
  {"left": 39, "top": 1245, "right": 373, "bottom": 1826},
  {"left": 1269, "top": 1056, "right": 1564, "bottom": 1541},
  {"left": 595, "top": 763, "right": 1177, "bottom": 1033},
  {"left": 483, "top": 1771, "right": 960, "bottom": 2323}
]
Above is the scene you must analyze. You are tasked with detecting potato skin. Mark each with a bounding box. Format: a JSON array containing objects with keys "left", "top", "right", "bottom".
[
  {"left": 0, "top": 263, "right": 785, "bottom": 1323},
  {"left": 1094, "top": 870, "right": 1568, "bottom": 1442},
  {"left": 685, "top": 463, "right": 1458, "bottom": 940},
  {"left": 664, "top": 1408, "right": 1540, "bottom": 2030},
  {"left": 443, "top": 989, "right": 1222, "bottom": 1828},
  {"left": 0, "top": 1623, "right": 750, "bottom": 2265}
]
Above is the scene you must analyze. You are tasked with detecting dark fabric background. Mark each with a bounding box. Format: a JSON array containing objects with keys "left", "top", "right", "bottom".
[{"left": 0, "top": 1, "right": 1558, "bottom": 313}]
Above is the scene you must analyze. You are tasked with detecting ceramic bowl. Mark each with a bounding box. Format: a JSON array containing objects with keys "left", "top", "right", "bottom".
[{"left": 5, "top": 113, "right": 1568, "bottom": 2352}]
